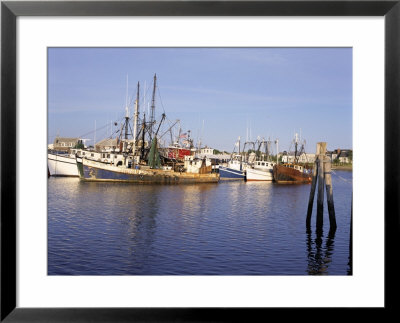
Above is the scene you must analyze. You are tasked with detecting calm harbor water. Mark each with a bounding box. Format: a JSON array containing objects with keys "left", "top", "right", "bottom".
[{"left": 48, "top": 170, "right": 352, "bottom": 275}]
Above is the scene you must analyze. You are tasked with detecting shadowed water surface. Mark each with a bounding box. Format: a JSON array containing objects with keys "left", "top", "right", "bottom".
[{"left": 48, "top": 170, "right": 352, "bottom": 275}]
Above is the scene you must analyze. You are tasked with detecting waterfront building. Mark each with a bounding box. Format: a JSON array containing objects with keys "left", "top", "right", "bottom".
[
  {"left": 52, "top": 137, "right": 81, "bottom": 152},
  {"left": 327, "top": 149, "right": 353, "bottom": 164},
  {"left": 281, "top": 152, "right": 315, "bottom": 164},
  {"left": 94, "top": 138, "right": 119, "bottom": 152}
]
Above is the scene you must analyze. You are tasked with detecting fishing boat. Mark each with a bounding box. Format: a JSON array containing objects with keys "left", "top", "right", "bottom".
[
  {"left": 76, "top": 74, "right": 219, "bottom": 184},
  {"left": 48, "top": 137, "right": 129, "bottom": 177},
  {"left": 184, "top": 155, "right": 213, "bottom": 174},
  {"left": 219, "top": 137, "right": 247, "bottom": 180},
  {"left": 273, "top": 133, "right": 312, "bottom": 184},
  {"left": 246, "top": 162, "right": 275, "bottom": 181},
  {"left": 165, "top": 145, "right": 192, "bottom": 161},
  {"left": 219, "top": 156, "right": 246, "bottom": 180},
  {"left": 76, "top": 154, "right": 219, "bottom": 184},
  {"left": 273, "top": 163, "right": 311, "bottom": 183},
  {"left": 245, "top": 139, "right": 276, "bottom": 181},
  {"left": 48, "top": 150, "right": 79, "bottom": 177},
  {"left": 76, "top": 124, "right": 218, "bottom": 184},
  {"left": 47, "top": 137, "right": 85, "bottom": 176}
]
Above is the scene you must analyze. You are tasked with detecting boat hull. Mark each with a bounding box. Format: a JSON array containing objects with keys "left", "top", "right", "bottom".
[
  {"left": 218, "top": 166, "right": 245, "bottom": 180},
  {"left": 48, "top": 153, "right": 78, "bottom": 177},
  {"left": 246, "top": 168, "right": 274, "bottom": 181},
  {"left": 77, "top": 158, "right": 219, "bottom": 184},
  {"left": 273, "top": 164, "right": 312, "bottom": 184}
]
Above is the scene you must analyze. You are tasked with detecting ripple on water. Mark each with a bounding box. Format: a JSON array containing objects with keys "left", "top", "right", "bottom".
[{"left": 48, "top": 172, "right": 353, "bottom": 275}]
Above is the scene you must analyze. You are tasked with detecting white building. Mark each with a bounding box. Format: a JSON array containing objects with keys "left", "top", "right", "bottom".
[{"left": 281, "top": 152, "right": 315, "bottom": 163}]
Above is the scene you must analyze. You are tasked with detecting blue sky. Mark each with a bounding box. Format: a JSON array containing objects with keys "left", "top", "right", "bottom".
[{"left": 48, "top": 47, "right": 352, "bottom": 153}]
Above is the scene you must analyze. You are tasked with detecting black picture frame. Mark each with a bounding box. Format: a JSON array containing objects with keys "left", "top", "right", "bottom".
[{"left": 1, "top": 1, "right": 399, "bottom": 321}]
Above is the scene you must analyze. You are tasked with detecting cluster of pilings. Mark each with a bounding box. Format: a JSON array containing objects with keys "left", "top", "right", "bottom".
[{"left": 306, "top": 142, "right": 337, "bottom": 233}]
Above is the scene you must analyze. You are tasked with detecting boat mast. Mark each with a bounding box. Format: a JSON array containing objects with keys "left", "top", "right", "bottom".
[
  {"left": 132, "top": 82, "right": 140, "bottom": 156},
  {"left": 239, "top": 136, "right": 243, "bottom": 169},
  {"left": 150, "top": 73, "right": 157, "bottom": 140},
  {"left": 140, "top": 113, "right": 146, "bottom": 161},
  {"left": 124, "top": 75, "right": 130, "bottom": 142},
  {"left": 266, "top": 139, "right": 271, "bottom": 161}
]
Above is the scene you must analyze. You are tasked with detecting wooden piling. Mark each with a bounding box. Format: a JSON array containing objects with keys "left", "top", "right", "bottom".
[
  {"left": 316, "top": 157, "right": 325, "bottom": 230},
  {"left": 306, "top": 159, "right": 319, "bottom": 227},
  {"left": 316, "top": 143, "right": 326, "bottom": 231},
  {"left": 324, "top": 157, "right": 336, "bottom": 230},
  {"left": 306, "top": 142, "right": 338, "bottom": 232}
]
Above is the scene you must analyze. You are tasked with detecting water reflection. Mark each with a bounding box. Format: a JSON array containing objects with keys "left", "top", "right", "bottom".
[
  {"left": 48, "top": 172, "right": 352, "bottom": 275},
  {"left": 244, "top": 181, "right": 273, "bottom": 210},
  {"left": 347, "top": 198, "right": 353, "bottom": 275},
  {"left": 306, "top": 228, "right": 336, "bottom": 275}
]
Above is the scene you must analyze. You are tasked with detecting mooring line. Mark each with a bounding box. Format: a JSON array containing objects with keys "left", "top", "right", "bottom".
[{"left": 331, "top": 169, "right": 352, "bottom": 184}]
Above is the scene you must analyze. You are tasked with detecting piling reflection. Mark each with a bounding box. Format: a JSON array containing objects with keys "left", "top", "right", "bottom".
[
  {"left": 306, "top": 227, "right": 336, "bottom": 275},
  {"left": 48, "top": 172, "right": 353, "bottom": 275},
  {"left": 347, "top": 200, "right": 353, "bottom": 275}
]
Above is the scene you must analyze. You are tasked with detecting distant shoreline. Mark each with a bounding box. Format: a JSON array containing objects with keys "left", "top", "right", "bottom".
[{"left": 332, "top": 165, "right": 352, "bottom": 171}]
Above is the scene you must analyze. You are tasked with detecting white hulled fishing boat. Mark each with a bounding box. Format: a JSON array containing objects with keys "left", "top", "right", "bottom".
[
  {"left": 48, "top": 149, "right": 79, "bottom": 177},
  {"left": 246, "top": 161, "right": 275, "bottom": 181},
  {"left": 245, "top": 139, "right": 276, "bottom": 181}
]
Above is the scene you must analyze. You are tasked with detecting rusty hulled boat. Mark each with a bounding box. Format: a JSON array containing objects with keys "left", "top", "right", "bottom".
[
  {"left": 273, "top": 163, "right": 312, "bottom": 184},
  {"left": 273, "top": 133, "right": 312, "bottom": 184}
]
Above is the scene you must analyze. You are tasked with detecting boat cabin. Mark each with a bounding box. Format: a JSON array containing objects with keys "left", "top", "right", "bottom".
[
  {"left": 281, "top": 163, "right": 312, "bottom": 174},
  {"left": 253, "top": 161, "right": 275, "bottom": 169}
]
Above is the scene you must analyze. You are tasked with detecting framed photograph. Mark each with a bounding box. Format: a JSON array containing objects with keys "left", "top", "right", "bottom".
[{"left": 2, "top": 0, "right": 399, "bottom": 321}]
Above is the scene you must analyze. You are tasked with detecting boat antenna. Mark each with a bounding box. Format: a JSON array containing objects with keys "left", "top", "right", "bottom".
[
  {"left": 143, "top": 80, "right": 147, "bottom": 116},
  {"left": 249, "top": 120, "right": 252, "bottom": 142},
  {"left": 201, "top": 120, "right": 205, "bottom": 148},
  {"left": 246, "top": 119, "right": 248, "bottom": 142},
  {"left": 94, "top": 120, "right": 96, "bottom": 149}
]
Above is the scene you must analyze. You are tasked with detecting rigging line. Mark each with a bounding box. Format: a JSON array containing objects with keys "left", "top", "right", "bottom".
[
  {"left": 331, "top": 169, "right": 352, "bottom": 184},
  {"left": 99, "top": 125, "right": 120, "bottom": 140},
  {"left": 78, "top": 124, "right": 109, "bottom": 138},
  {"left": 140, "top": 81, "right": 152, "bottom": 106},
  {"left": 156, "top": 87, "right": 166, "bottom": 114},
  {"left": 78, "top": 117, "right": 124, "bottom": 139}
]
